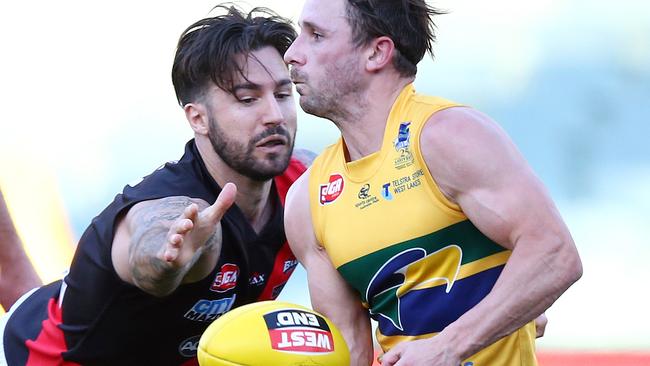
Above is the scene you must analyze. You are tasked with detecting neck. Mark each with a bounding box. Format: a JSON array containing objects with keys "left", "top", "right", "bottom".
[
  {"left": 336, "top": 76, "right": 413, "bottom": 161},
  {"left": 195, "top": 137, "right": 274, "bottom": 233}
]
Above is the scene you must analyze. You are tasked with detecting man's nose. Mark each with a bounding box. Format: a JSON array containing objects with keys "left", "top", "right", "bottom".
[
  {"left": 262, "top": 96, "right": 284, "bottom": 126},
  {"left": 284, "top": 37, "right": 304, "bottom": 66}
]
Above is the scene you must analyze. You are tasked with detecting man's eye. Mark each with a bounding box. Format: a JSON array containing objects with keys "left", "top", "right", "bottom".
[
  {"left": 312, "top": 32, "right": 323, "bottom": 40},
  {"left": 239, "top": 98, "right": 255, "bottom": 104}
]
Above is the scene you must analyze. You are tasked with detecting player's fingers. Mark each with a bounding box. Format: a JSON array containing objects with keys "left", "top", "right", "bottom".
[
  {"left": 171, "top": 217, "right": 194, "bottom": 235},
  {"left": 204, "top": 182, "right": 237, "bottom": 222},
  {"left": 183, "top": 203, "right": 199, "bottom": 222},
  {"left": 163, "top": 234, "right": 183, "bottom": 261},
  {"left": 379, "top": 350, "right": 399, "bottom": 366}
]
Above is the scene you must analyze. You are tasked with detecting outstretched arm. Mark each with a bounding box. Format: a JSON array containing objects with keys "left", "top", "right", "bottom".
[
  {"left": 381, "top": 107, "right": 582, "bottom": 365},
  {"left": 112, "top": 183, "right": 236, "bottom": 297},
  {"left": 284, "top": 171, "right": 374, "bottom": 366},
  {"left": 0, "top": 190, "right": 42, "bottom": 309}
]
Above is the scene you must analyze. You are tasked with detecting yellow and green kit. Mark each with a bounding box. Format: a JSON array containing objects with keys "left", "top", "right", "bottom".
[{"left": 308, "top": 84, "right": 537, "bottom": 365}]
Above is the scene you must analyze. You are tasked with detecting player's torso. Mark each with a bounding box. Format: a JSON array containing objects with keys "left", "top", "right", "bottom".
[
  {"left": 5, "top": 141, "right": 303, "bottom": 366},
  {"left": 308, "top": 85, "right": 537, "bottom": 365}
]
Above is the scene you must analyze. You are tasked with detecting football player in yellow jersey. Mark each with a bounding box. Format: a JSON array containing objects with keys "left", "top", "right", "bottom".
[
  {"left": 0, "top": 190, "right": 41, "bottom": 311},
  {"left": 283, "top": 0, "right": 582, "bottom": 365}
]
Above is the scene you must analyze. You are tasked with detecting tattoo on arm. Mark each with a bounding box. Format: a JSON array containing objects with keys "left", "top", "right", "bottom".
[{"left": 127, "top": 196, "right": 211, "bottom": 296}]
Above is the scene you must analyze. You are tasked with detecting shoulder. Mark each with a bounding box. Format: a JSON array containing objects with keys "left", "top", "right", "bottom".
[
  {"left": 422, "top": 106, "right": 508, "bottom": 146},
  {"left": 283, "top": 169, "right": 319, "bottom": 255},
  {"left": 285, "top": 168, "right": 311, "bottom": 214},
  {"left": 420, "top": 106, "right": 527, "bottom": 198}
]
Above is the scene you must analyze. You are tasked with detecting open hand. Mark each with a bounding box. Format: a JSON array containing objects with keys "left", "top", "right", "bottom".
[{"left": 161, "top": 183, "right": 237, "bottom": 266}]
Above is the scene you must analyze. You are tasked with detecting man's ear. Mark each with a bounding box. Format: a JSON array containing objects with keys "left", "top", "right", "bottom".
[
  {"left": 184, "top": 102, "right": 209, "bottom": 135},
  {"left": 366, "top": 36, "right": 396, "bottom": 72}
]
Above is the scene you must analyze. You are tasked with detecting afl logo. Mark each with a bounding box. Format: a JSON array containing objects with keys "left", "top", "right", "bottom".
[{"left": 319, "top": 174, "right": 345, "bottom": 205}]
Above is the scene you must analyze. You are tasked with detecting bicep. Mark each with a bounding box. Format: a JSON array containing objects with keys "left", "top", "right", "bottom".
[
  {"left": 284, "top": 172, "right": 353, "bottom": 304},
  {"left": 284, "top": 172, "right": 370, "bottom": 334}
]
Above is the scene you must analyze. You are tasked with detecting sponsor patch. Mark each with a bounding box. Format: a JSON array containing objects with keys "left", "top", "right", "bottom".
[
  {"left": 264, "top": 309, "right": 334, "bottom": 354},
  {"left": 184, "top": 294, "right": 236, "bottom": 322},
  {"left": 358, "top": 184, "right": 370, "bottom": 199},
  {"left": 319, "top": 174, "right": 345, "bottom": 205},
  {"left": 283, "top": 259, "right": 298, "bottom": 273},
  {"left": 381, "top": 182, "right": 394, "bottom": 201},
  {"left": 249, "top": 272, "right": 266, "bottom": 286},
  {"left": 355, "top": 183, "right": 379, "bottom": 210},
  {"left": 178, "top": 335, "right": 201, "bottom": 357},
  {"left": 391, "top": 169, "right": 424, "bottom": 195},
  {"left": 210, "top": 263, "right": 239, "bottom": 292}
]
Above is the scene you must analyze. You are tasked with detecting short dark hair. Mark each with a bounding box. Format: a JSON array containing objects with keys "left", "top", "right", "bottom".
[
  {"left": 172, "top": 5, "right": 297, "bottom": 106},
  {"left": 344, "top": 0, "right": 445, "bottom": 77}
]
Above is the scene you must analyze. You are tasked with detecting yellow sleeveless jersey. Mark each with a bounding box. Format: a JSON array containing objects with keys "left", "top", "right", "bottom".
[{"left": 308, "top": 84, "right": 537, "bottom": 365}]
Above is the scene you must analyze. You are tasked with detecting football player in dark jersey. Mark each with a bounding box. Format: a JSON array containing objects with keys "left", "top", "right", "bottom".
[{"left": 1, "top": 5, "right": 312, "bottom": 366}]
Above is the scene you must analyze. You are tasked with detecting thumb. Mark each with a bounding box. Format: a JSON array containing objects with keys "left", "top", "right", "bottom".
[
  {"left": 204, "top": 182, "right": 237, "bottom": 223},
  {"left": 379, "top": 349, "right": 400, "bottom": 366}
]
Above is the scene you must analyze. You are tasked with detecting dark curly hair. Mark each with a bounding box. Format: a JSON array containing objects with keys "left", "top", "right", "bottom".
[{"left": 172, "top": 5, "right": 297, "bottom": 106}]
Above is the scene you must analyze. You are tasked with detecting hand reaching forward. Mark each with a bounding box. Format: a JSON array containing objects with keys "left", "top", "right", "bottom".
[{"left": 160, "top": 183, "right": 237, "bottom": 267}]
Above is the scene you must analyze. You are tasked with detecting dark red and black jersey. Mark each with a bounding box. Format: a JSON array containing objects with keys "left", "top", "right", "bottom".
[{"left": 2, "top": 140, "right": 306, "bottom": 366}]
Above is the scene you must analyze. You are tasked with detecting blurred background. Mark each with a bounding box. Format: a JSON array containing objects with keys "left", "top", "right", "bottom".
[{"left": 1, "top": 0, "right": 648, "bottom": 360}]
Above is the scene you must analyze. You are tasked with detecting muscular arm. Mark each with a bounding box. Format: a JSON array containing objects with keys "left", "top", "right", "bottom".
[
  {"left": 284, "top": 171, "right": 374, "bottom": 366},
  {"left": 112, "top": 183, "right": 236, "bottom": 297},
  {"left": 0, "top": 190, "right": 42, "bottom": 309},
  {"left": 386, "top": 107, "right": 582, "bottom": 363}
]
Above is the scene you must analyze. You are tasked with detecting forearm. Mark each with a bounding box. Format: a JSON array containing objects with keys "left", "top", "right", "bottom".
[
  {"left": 443, "top": 234, "right": 582, "bottom": 359},
  {"left": 128, "top": 225, "right": 203, "bottom": 297},
  {"left": 309, "top": 275, "right": 373, "bottom": 366}
]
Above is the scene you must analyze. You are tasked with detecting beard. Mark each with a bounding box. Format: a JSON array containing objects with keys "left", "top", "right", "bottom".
[
  {"left": 292, "top": 55, "right": 364, "bottom": 121},
  {"left": 207, "top": 115, "right": 295, "bottom": 182}
]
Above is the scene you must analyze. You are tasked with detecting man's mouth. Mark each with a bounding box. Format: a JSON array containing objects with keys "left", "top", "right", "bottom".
[{"left": 256, "top": 135, "right": 288, "bottom": 148}]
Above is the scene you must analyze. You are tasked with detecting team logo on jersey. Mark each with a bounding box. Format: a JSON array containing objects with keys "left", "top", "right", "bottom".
[
  {"left": 381, "top": 183, "right": 394, "bottom": 200},
  {"left": 319, "top": 174, "right": 345, "bottom": 205},
  {"left": 393, "top": 122, "right": 414, "bottom": 169},
  {"left": 184, "top": 294, "right": 236, "bottom": 322},
  {"left": 178, "top": 335, "right": 201, "bottom": 357},
  {"left": 264, "top": 309, "right": 335, "bottom": 354},
  {"left": 283, "top": 259, "right": 298, "bottom": 273},
  {"left": 249, "top": 272, "right": 266, "bottom": 286},
  {"left": 366, "top": 246, "right": 462, "bottom": 331},
  {"left": 394, "top": 122, "right": 411, "bottom": 151},
  {"left": 210, "top": 263, "right": 239, "bottom": 292}
]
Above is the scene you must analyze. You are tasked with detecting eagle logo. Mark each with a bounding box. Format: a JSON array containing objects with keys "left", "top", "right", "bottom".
[{"left": 366, "top": 246, "right": 462, "bottom": 331}]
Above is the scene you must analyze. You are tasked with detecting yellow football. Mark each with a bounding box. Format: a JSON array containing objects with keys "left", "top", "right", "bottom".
[{"left": 198, "top": 301, "right": 350, "bottom": 366}]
